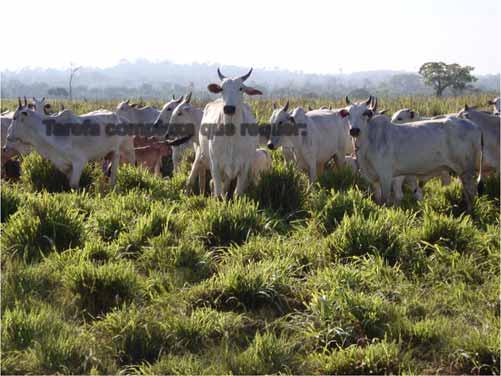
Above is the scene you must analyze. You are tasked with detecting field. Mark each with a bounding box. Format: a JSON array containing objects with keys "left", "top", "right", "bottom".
[{"left": 1, "top": 95, "right": 500, "bottom": 375}]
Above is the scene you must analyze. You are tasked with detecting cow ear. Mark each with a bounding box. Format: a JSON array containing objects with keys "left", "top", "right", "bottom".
[
  {"left": 288, "top": 116, "right": 296, "bottom": 124},
  {"left": 21, "top": 111, "right": 28, "bottom": 117},
  {"left": 243, "top": 87, "right": 263, "bottom": 96},
  {"left": 339, "top": 109, "right": 349, "bottom": 118},
  {"left": 208, "top": 84, "right": 223, "bottom": 93}
]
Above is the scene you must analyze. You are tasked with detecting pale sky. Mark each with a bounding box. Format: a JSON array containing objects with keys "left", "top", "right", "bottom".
[{"left": 2, "top": 0, "right": 500, "bottom": 74}]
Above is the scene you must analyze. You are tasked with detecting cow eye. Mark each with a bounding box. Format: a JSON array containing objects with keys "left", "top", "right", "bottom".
[
  {"left": 167, "top": 108, "right": 172, "bottom": 112},
  {"left": 239, "top": 87, "right": 243, "bottom": 91},
  {"left": 278, "top": 121, "right": 283, "bottom": 125},
  {"left": 177, "top": 112, "right": 183, "bottom": 116}
]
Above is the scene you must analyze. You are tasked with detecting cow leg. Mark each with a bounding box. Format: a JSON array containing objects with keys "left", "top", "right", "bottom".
[
  {"left": 187, "top": 149, "right": 203, "bottom": 193},
  {"left": 316, "top": 161, "right": 325, "bottom": 177},
  {"left": 392, "top": 176, "right": 406, "bottom": 204},
  {"left": 235, "top": 168, "right": 249, "bottom": 197},
  {"left": 154, "top": 157, "right": 161, "bottom": 176},
  {"left": 211, "top": 162, "right": 224, "bottom": 198},
  {"left": 172, "top": 147, "right": 180, "bottom": 173},
  {"left": 121, "top": 139, "right": 136, "bottom": 165},
  {"left": 308, "top": 163, "right": 317, "bottom": 183},
  {"left": 459, "top": 173, "right": 477, "bottom": 212},
  {"left": 379, "top": 176, "right": 393, "bottom": 206},
  {"left": 198, "top": 168, "right": 207, "bottom": 196},
  {"left": 69, "top": 160, "right": 85, "bottom": 189},
  {"left": 109, "top": 151, "right": 120, "bottom": 186}
]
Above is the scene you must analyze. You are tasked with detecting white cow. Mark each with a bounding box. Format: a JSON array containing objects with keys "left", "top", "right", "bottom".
[
  {"left": 344, "top": 97, "right": 483, "bottom": 210},
  {"left": 488, "top": 97, "right": 500, "bottom": 113},
  {"left": 389, "top": 106, "right": 452, "bottom": 199},
  {"left": 267, "top": 102, "right": 352, "bottom": 182},
  {"left": 391, "top": 108, "right": 425, "bottom": 123},
  {"left": 250, "top": 148, "right": 272, "bottom": 183},
  {"left": 116, "top": 99, "right": 160, "bottom": 126},
  {"left": 30, "top": 97, "right": 53, "bottom": 115},
  {"left": 166, "top": 94, "right": 206, "bottom": 190},
  {"left": 153, "top": 96, "right": 186, "bottom": 171},
  {"left": 4, "top": 105, "right": 135, "bottom": 188},
  {"left": 458, "top": 105, "right": 500, "bottom": 174},
  {"left": 201, "top": 68, "right": 263, "bottom": 198}
]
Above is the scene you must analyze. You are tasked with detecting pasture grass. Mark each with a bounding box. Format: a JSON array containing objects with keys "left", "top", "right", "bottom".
[{"left": 1, "top": 96, "right": 499, "bottom": 375}]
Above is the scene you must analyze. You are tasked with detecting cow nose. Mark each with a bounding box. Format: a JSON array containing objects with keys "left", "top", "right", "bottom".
[
  {"left": 350, "top": 128, "right": 360, "bottom": 138},
  {"left": 223, "top": 105, "right": 236, "bottom": 115},
  {"left": 267, "top": 142, "right": 275, "bottom": 150}
]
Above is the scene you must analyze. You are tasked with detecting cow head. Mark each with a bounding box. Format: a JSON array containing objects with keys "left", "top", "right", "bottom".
[
  {"left": 208, "top": 68, "right": 262, "bottom": 116},
  {"left": 5, "top": 99, "right": 39, "bottom": 155},
  {"left": 344, "top": 95, "right": 376, "bottom": 138},
  {"left": 267, "top": 101, "right": 294, "bottom": 150},
  {"left": 31, "top": 97, "right": 51, "bottom": 115},
  {"left": 488, "top": 97, "right": 501, "bottom": 113},
  {"left": 167, "top": 92, "right": 196, "bottom": 142},
  {"left": 391, "top": 108, "right": 416, "bottom": 123},
  {"left": 153, "top": 95, "right": 184, "bottom": 131}
]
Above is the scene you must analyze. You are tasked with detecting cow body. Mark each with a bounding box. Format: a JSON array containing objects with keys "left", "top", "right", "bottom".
[
  {"left": 348, "top": 106, "right": 483, "bottom": 210},
  {"left": 5, "top": 107, "right": 135, "bottom": 188},
  {"left": 268, "top": 104, "right": 352, "bottom": 182},
  {"left": 459, "top": 107, "right": 500, "bottom": 174}
]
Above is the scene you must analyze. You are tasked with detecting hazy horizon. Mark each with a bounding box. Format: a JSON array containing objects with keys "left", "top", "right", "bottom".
[{"left": 2, "top": 0, "right": 500, "bottom": 75}]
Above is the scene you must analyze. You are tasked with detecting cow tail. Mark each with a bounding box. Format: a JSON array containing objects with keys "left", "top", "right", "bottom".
[{"left": 477, "top": 131, "right": 484, "bottom": 195}]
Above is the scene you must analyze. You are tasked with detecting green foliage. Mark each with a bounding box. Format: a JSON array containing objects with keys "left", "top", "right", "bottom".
[
  {"left": 63, "top": 260, "right": 145, "bottom": 317},
  {"left": 191, "top": 197, "right": 267, "bottom": 248},
  {"left": 419, "top": 61, "right": 477, "bottom": 96},
  {"left": 2, "top": 194, "right": 85, "bottom": 262},
  {"left": 1, "top": 182, "right": 23, "bottom": 222},
  {"left": 1, "top": 304, "right": 93, "bottom": 374},
  {"left": 1, "top": 96, "right": 499, "bottom": 374},
  {"left": 307, "top": 340, "right": 402, "bottom": 375},
  {"left": 311, "top": 188, "right": 378, "bottom": 233},
  {"left": 249, "top": 158, "right": 309, "bottom": 216},
  {"left": 21, "top": 152, "right": 101, "bottom": 192},
  {"left": 419, "top": 210, "right": 480, "bottom": 253},
  {"left": 229, "top": 332, "right": 298, "bottom": 374},
  {"left": 327, "top": 210, "right": 411, "bottom": 263}
]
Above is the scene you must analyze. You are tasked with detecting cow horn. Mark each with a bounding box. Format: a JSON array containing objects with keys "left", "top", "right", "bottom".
[
  {"left": 464, "top": 104, "right": 469, "bottom": 111},
  {"left": 365, "top": 96, "right": 372, "bottom": 105},
  {"left": 185, "top": 92, "right": 192, "bottom": 104},
  {"left": 18, "top": 97, "right": 22, "bottom": 109},
  {"left": 345, "top": 96, "right": 351, "bottom": 105},
  {"left": 372, "top": 97, "right": 378, "bottom": 111},
  {"left": 272, "top": 102, "right": 277, "bottom": 110},
  {"left": 175, "top": 95, "right": 184, "bottom": 104},
  {"left": 125, "top": 99, "right": 130, "bottom": 104},
  {"left": 217, "top": 67, "right": 226, "bottom": 81},
  {"left": 60, "top": 103, "right": 65, "bottom": 111},
  {"left": 24, "top": 97, "right": 28, "bottom": 107},
  {"left": 308, "top": 105, "right": 313, "bottom": 111},
  {"left": 42, "top": 97, "right": 45, "bottom": 102},
  {"left": 238, "top": 68, "right": 253, "bottom": 82},
  {"left": 283, "top": 100, "right": 289, "bottom": 112}
]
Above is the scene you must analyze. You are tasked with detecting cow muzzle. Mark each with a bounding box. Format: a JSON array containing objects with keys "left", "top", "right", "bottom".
[
  {"left": 349, "top": 128, "right": 360, "bottom": 138},
  {"left": 267, "top": 141, "right": 275, "bottom": 150},
  {"left": 223, "top": 105, "right": 236, "bottom": 115}
]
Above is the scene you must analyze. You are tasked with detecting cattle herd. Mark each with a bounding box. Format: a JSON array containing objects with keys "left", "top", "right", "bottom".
[{"left": 1, "top": 68, "right": 500, "bottom": 211}]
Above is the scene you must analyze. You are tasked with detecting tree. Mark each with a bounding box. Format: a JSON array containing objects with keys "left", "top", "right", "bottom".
[
  {"left": 68, "top": 63, "right": 81, "bottom": 101},
  {"left": 419, "top": 62, "right": 476, "bottom": 97},
  {"left": 48, "top": 87, "right": 69, "bottom": 97}
]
